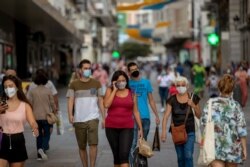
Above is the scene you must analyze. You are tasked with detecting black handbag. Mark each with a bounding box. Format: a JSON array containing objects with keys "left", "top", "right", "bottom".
[
  {"left": 133, "top": 147, "right": 148, "bottom": 167},
  {"left": 152, "top": 126, "right": 160, "bottom": 151}
]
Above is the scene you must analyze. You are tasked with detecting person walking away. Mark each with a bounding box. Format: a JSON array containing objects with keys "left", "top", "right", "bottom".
[
  {"left": 161, "top": 76, "right": 201, "bottom": 167},
  {"left": 234, "top": 65, "right": 249, "bottom": 107},
  {"left": 192, "top": 62, "right": 206, "bottom": 97},
  {"left": 201, "top": 74, "right": 247, "bottom": 167},
  {"left": 0, "top": 75, "right": 39, "bottom": 167},
  {"left": 27, "top": 69, "right": 59, "bottom": 151},
  {"left": 176, "top": 62, "right": 184, "bottom": 76},
  {"left": 104, "top": 70, "right": 143, "bottom": 167},
  {"left": 206, "top": 67, "right": 219, "bottom": 98},
  {"left": 127, "top": 62, "right": 160, "bottom": 166},
  {"left": 5, "top": 69, "right": 17, "bottom": 76},
  {"left": 50, "top": 63, "right": 59, "bottom": 87},
  {"left": 183, "top": 60, "right": 193, "bottom": 84},
  {"left": 27, "top": 69, "right": 56, "bottom": 160},
  {"left": 66, "top": 59, "right": 105, "bottom": 167},
  {"left": 157, "top": 68, "right": 172, "bottom": 112}
]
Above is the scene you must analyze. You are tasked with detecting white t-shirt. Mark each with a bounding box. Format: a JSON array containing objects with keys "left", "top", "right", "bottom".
[
  {"left": 157, "top": 75, "right": 172, "bottom": 87},
  {"left": 169, "top": 72, "right": 180, "bottom": 84}
]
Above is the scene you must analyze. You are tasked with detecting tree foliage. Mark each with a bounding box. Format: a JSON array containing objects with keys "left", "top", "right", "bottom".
[{"left": 119, "top": 42, "right": 151, "bottom": 60}]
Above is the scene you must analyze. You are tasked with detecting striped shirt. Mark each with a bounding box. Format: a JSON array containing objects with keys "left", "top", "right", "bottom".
[{"left": 66, "top": 78, "right": 102, "bottom": 122}]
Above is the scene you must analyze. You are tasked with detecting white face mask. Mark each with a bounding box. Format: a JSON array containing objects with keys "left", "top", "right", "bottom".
[
  {"left": 116, "top": 81, "right": 127, "bottom": 90},
  {"left": 5, "top": 87, "right": 17, "bottom": 98},
  {"left": 176, "top": 86, "right": 187, "bottom": 94}
]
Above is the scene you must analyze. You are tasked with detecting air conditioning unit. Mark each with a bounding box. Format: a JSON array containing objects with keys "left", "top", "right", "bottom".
[{"left": 75, "top": 20, "right": 89, "bottom": 31}]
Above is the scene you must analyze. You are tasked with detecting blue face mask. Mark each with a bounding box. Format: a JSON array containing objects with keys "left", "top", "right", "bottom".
[{"left": 83, "top": 69, "right": 91, "bottom": 78}]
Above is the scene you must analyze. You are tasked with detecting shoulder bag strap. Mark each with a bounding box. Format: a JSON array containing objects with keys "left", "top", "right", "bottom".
[
  {"left": 171, "top": 94, "right": 192, "bottom": 126},
  {"left": 183, "top": 93, "right": 194, "bottom": 125}
]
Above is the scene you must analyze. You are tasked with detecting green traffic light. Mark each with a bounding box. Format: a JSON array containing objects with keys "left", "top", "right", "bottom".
[
  {"left": 207, "top": 33, "right": 219, "bottom": 46},
  {"left": 112, "top": 51, "right": 120, "bottom": 58}
]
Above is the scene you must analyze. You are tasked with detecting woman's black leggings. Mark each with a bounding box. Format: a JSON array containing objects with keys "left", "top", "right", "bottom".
[{"left": 105, "top": 128, "right": 134, "bottom": 165}]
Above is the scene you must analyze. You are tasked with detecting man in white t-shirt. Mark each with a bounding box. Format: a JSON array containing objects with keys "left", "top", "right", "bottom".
[{"left": 66, "top": 59, "right": 105, "bottom": 167}]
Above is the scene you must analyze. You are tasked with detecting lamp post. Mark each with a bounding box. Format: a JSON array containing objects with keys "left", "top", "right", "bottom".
[{"left": 233, "top": 15, "right": 240, "bottom": 30}]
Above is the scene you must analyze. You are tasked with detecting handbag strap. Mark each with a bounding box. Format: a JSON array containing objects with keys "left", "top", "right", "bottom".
[{"left": 171, "top": 93, "right": 193, "bottom": 126}]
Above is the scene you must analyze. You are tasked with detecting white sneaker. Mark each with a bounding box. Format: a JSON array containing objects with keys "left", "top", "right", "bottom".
[
  {"left": 160, "top": 108, "right": 165, "bottom": 112},
  {"left": 38, "top": 149, "right": 48, "bottom": 160}
]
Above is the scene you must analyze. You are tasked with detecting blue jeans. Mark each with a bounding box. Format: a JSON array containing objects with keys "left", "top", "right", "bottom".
[
  {"left": 129, "top": 119, "right": 150, "bottom": 167},
  {"left": 159, "top": 87, "right": 169, "bottom": 107},
  {"left": 174, "top": 132, "right": 195, "bottom": 167},
  {"left": 36, "top": 120, "right": 50, "bottom": 152}
]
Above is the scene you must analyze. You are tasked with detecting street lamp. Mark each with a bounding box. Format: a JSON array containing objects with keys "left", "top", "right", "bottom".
[{"left": 233, "top": 15, "right": 240, "bottom": 30}]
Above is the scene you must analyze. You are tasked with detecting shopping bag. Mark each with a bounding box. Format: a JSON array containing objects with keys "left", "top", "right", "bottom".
[
  {"left": 191, "top": 93, "right": 201, "bottom": 144},
  {"left": 152, "top": 126, "right": 160, "bottom": 151},
  {"left": 56, "top": 110, "right": 64, "bottom": 135},
  {"left": 133, "top": 147, "right": 148, "bottom": 167},
  {"left": 138, "top": 138, "right": 154, "bottom": 158},
  {"left": 197, "top": 99, "right": 215, "bottom": 166},
  {"left": 193, "top": 111, "right": 202, "bottom": 144}
]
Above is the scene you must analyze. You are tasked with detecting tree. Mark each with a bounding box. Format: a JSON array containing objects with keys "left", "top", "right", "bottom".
[{"left": 119, "top": 41, "right": 151, "bottom": 60}]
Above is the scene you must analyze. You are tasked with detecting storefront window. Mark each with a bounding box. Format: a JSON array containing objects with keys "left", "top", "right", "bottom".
[
  {"left": 27, "top": 41, "right": 53, "bottom": 77},
  {"left": 0, "top": 44, "right": 14, "bottom": 70}
]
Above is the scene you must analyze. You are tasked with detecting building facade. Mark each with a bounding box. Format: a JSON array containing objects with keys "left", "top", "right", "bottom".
[
  {"left": 238, "top": 0, "right": 250, "bottom": 62},
  {"left": 0, "top": 0, "right": 117, "bottom": 84}
]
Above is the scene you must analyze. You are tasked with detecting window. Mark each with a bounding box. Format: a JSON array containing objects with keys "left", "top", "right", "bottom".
[
  {"left": 241, "top": 0, "right": 248, "bottom": 23},
  {"left": 142, "top": 13, "right": 148, "bottom": 24},
  {"left": 136, "top": 14, "right": 140, "bottom": 24},
  {"left": 242, "top": 32, "right": 249, "bottom": 61}
]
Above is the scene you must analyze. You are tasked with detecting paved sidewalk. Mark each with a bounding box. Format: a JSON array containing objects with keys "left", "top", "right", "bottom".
[{"left": 24, "top": 72, "right": 250, "bottom": 167}]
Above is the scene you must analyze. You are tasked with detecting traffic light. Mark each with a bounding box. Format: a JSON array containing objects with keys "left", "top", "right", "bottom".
[
  {"left": 112, "top": 50, "right": 120, "bottom": 58},
  {"left": 207, "top": 33, "right": 219, "bottom": 46}
]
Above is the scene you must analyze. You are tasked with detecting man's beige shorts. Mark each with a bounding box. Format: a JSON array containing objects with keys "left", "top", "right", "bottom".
[{"left": 74, "top": 119, "right": 99, "bottom": 149}]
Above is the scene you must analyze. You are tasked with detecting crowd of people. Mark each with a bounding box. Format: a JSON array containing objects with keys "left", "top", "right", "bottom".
[{"left": 0, "top": 58, "right": 248, "bottom": 167}]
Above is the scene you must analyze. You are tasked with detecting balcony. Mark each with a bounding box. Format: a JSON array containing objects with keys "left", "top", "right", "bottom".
[
  {"left": 88, "top": 0, "right": 117, "bottom": 27},
  {"left": 0, "top": 0, "right": 83, "bottom": 43},
  {"left": 161, "top": 0, "right": 192, "bottom": 46}
]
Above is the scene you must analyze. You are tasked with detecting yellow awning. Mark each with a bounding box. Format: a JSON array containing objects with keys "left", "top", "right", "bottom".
[
  {"left": 155, "top": 21, "right": 171, "bottom": 28},
  {"left": 117, "top": 3, "right": 144, "bottom": 11},
  {"left": 126, "top": 29, "right": 151, "bottom": 44},
  {"left": 117, "top": 0, "right": 164, "bottom": 11}
]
